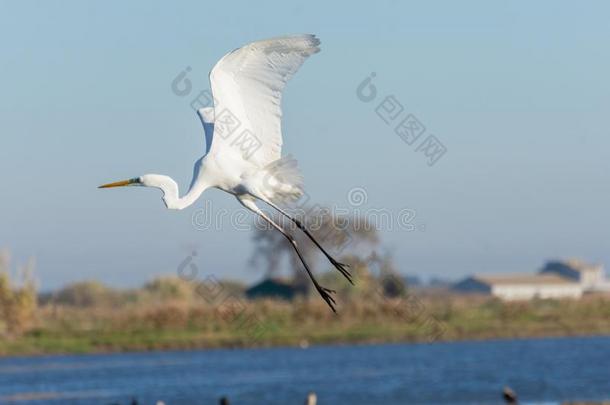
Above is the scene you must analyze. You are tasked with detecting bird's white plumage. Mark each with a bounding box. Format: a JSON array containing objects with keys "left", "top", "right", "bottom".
[{"left": 206, "top": 34, "right": 321, "bottom": 167}]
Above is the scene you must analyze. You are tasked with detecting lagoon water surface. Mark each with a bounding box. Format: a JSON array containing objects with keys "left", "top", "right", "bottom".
[{"left": 0, "top": 336, "right": 609, "bottom": 404}]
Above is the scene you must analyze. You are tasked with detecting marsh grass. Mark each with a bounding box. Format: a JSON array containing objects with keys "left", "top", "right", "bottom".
[
  {"left": 2, "top": 289, "right": 610, "bottom": 355},
  {"left": 0, "top": 251, "right": 37, "bottom": 336}
]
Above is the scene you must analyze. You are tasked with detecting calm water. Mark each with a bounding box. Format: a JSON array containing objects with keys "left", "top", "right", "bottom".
[{"left": 0, "top": 336, "right": 609, "bottom": 405}]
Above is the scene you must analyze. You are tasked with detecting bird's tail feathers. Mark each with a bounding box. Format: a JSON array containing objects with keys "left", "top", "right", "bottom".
[{"left": 260, "top": 155, "right": 304, "bottom": 203}]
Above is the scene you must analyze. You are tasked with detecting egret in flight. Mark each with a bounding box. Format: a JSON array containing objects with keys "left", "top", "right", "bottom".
[{"left": 99, "top": 35, "right": 352, "bottom": 311}]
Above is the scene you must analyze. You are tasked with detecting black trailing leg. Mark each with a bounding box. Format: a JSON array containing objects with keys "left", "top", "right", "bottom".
[
  {"left": 293, "top": 217, "right": 353, "bottom": 285},
  {"left": 240, "top": 197, "right": 337, "bottom": 312},
  {"left": 284, "top": 234, "right": 337, "bottom": 312},
  {"left": 263, "top": 200, "right": 354, "bottom": 285}
]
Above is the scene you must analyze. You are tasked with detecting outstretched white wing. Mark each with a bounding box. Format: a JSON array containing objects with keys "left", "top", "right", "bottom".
[{"left": 206, "top": 34, "right": 320, "bottom": 167}]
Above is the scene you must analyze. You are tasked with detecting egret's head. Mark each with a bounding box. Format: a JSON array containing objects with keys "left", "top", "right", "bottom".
[
  {"left": 98, "top": 175, "right": 170, "bottom": 189},
  {"left": 98, "top": 174, "right": 181, "bottom": 209},
  {"left": 98, "top": 177, "right": 142, "bottom": 189}
]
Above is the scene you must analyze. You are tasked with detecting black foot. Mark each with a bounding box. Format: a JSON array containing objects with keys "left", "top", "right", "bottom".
[
  {"left": 330, "top": 258, "right": 353, "bottom": 285},
  {"left": 316, "top": 285, "right": 337, "bottom": 313},
  {"left": 292, "top": 217, "right": 354, "bottom": 286}
]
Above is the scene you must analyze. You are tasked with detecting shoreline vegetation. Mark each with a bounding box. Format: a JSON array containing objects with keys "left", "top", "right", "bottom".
[{"left": 1, "top": 274, "right": 610, "bottom": 356}]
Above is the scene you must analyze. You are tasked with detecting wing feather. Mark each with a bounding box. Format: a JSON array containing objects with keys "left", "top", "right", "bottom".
[{"left": 206, "top": 34, "right": 320, "bottom": 167}]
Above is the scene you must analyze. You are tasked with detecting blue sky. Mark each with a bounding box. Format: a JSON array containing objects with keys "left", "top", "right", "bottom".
[{"left": 1, "top": 1, "right": 609, "bottom": 289}]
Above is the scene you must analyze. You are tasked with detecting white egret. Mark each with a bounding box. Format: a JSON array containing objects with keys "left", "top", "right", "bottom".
[{"left": 99, "top": 34, "right": 352, "bottom": 311}]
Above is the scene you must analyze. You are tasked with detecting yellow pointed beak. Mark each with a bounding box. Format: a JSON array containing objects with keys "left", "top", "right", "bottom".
[{"left": 98, "top": 178, "right": 139, "bottom": 189}]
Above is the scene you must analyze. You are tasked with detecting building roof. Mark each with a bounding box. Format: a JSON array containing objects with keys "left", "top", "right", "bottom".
[
  {"left": 558, "top": 259, "right": 602, "bottom": 273},
  {"left": 472, "top": 274, "right": 578, "bottom": 286},
  {"left": 245, "top": 278, "right": 307, "bottom": 300}
]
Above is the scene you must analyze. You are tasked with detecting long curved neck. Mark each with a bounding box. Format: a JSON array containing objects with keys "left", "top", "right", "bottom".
[
  {"left": 149, "top": 175, "right": 209, "bottom": 210},
  {"left": 169, "top": 182, "right": 208, "bottom": 210}
]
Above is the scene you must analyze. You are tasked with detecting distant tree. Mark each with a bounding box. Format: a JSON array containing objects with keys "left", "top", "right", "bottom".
[
  {"left": 142, "top": 276, "right": 196, "bottom": 302},
  {"left": 53, "top": 280, "right": 120, "bottom": 307},
  {"left": 368, "top": 251, "right": 407, "bottom": 298}
]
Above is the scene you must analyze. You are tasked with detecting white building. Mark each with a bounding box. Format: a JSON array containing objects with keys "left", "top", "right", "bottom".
[
  {"left": 540, "top": 259, "right": 607, "bottom": 292},
  {"left": 453, "top": 274, "right": 583, "bottom": 301}
]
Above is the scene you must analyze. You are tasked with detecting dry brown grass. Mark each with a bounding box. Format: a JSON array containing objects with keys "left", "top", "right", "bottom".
[
  {"left": 2, "top": 269, "right": 610, "bottom": 356},
  {"left": 1, "top": 292, "right": 604, "bottom": 354},
  {"left": 0, "top": 258, "right": 37, "bottom": 336}
]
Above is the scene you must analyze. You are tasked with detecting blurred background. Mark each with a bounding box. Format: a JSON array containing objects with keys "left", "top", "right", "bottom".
[{"left": 0, "top": 1, "right": 609, "bottom": 404}]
